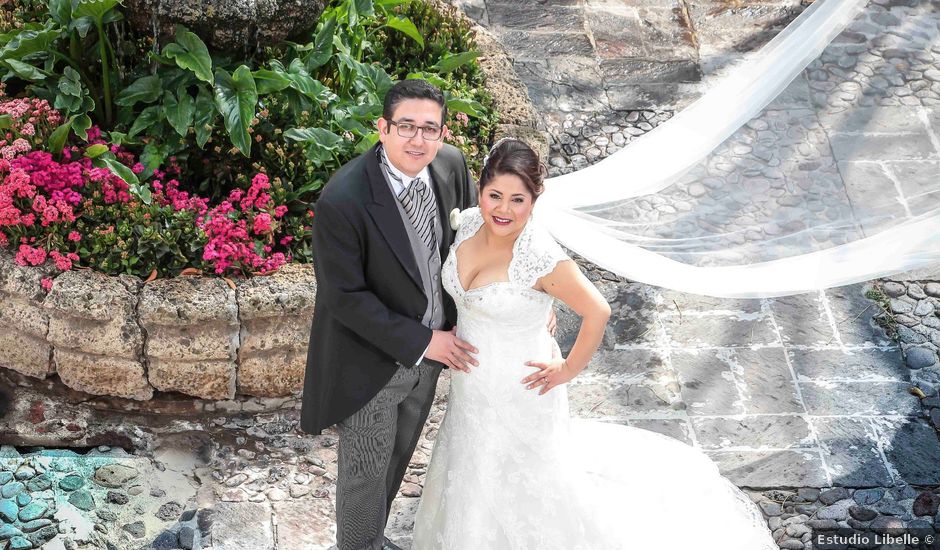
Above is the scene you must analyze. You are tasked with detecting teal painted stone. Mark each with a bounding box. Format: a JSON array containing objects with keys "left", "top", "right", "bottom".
[
  {"left": 68, "top": 490, "right": 94, "bottom": 511},
  {"left": 13, "top": 466, "right": 35, "bottom": 481},
  {"left": 0, "top": 498, "right": 18, "bottom": 523},
  {"left": 0, "top": 471, "right": 12, "bottom": 485},
  {"left": 0, "top": 446, "right": 20, "bottom": 458},
  {"left": 16, "top": 492, "right": 30, "bottom": 506},
  {"left": 17, "top": 500, "right": 48, "bottom": 522},
  {"left": 26, "top": 475, "right": 51, "bottom": 492},
  {"left": 58, "top": 475, "right": 84, "bottom": 491},
  {"left": 36, "top": 450, "right": 79, "bottom": 458},
  {"left": 9, "top": 535, "right": 32, "bottom": 549},
  {"left": 0, "top": 523, "right": 24, "bottom": 541},
  {"left": 19, "top": 519, "right": 53, "bottom": 533},
  {"left": 1, "top": 481, "right": 25, "bottom": 498}
]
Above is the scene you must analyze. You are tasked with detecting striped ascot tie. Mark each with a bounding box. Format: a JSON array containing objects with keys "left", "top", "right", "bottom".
[{"left": 378, "top": 151, "right": 437, "bottom": 252}]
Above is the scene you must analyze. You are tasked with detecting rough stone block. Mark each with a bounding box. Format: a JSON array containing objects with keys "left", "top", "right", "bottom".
[
  {"left": 236, "top": 265, "right": 314, "bottom": 397},
  {"left": 45, "top": 271, "right": 142, "bottom": 357},
  {"left": 474, "top": 30, "right": 541, "bottom": 128},
  {"left": 148, "top": 358, "right": 236, "bottom": 400},
  {"left": 0, "top": 330, "right": 52, "bottom": 379},
  {"left": 237, "top": 348, "right": 306, "bottom": 397},
  {"left": 0, "top": 250, "right": 55, "bottom": 302},
  {"left": 54, "top": 348, "right": 152, "bottom": 401},
  {"left": 0, "top": 294, "right": 49, "bottom": 339},
  {"left": 138, "top": 277, "right": 238, "bottom": 398}
]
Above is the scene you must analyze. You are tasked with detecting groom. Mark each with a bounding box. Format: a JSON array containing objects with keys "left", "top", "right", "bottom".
[{"left": 300, "top": 79, "right": 479, "bottom": 550}]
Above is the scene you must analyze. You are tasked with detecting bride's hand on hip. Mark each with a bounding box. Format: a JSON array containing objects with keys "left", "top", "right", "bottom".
[{"left": 522, "top": 358, "right": 579, "bottom": 395}]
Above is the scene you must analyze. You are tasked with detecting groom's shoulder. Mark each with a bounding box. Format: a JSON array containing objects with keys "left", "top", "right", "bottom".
[
  {"left": 319, "top": 150, "right": 373, "bottom": 207},
  {"left": 433, "top": 143, "right": 468, "bottom": 169}
]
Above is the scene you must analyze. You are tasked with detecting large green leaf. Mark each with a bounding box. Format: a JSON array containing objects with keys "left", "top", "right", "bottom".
[
  {"left": 48, "top": 118, "right": 72, "bottom": 154},
  {"left": 446, "top": 97, "right": 484, "bottom": 118},
  {"left": 163, "top": 26, "right": 213, "bottom": 83},
  {"left": 54, "top": 67, "right": 89, "bottom": 114},
  {"left": 374, "top": 0, "right": 412, "bottom": 8},
  {"left": 0, "top": 25, "right": 60, "bottom": 61},
  {"left": 4, "top": 58, "right": 47, "bottom": 81},
  {"left": 97, "top": 154, "right": 151, "bottom": 204},
  {"left": 284, "top": 127, "right": 343, "bottom": 147},
  {"left": 213, "top": 65, "right": 257, "bottom": 156},
  {"left": 354, "top": 0, "right": 375, "bottom": 20},
  {"left": 73, "top": 0, "right": 122, "bottom": 26},
  {"left": 385, "top": 16, "right": 423, "bottom": 47},
  {"left": 193, "top": 86, "right": 215, "bottom": 148},
  {"left": 284, "top": 59, "right": 334, "bottom": 105},
  {"left": 128, "top": 104, "right": 163, "bottom": 137},
  {"left": 114, "top": 75, "right": 162, "bottom": 106},
  {"left": 285, "top": 127, "right": 344, "bottom": 165},
  {"left": 47, "top": 0, "right": 72, "bottom": 26},
  {"left": 304, "top": 16, "right": 336, "bottom": 72},
  {"left": 163, "top": 88, "right": 195, "bottom": 137},
  {"left": 431, "top": 51, "right": 481, "bottom": 74},
  {"left": 84, "top": 144, "right": 109, "bottom": 158},
  {"left": 406, "top": 71, "right": 447, "bottom": 89},
  {"left": 252, "top": 69, "right": 291, "bottom": 95},
  {"left": 71, "top": 113, "right": 92, "bottom": 141},
  {"left": 337, "top": 54, "right": 393, "bottom": 101},
  {"left": 140, "top": 141, "right": 170, "bottom": 175}
]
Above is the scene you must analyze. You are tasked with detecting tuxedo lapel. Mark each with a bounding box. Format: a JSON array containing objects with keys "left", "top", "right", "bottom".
[
  {"left": 428, "top": 158, "right": 456, "bottom": 256},
  {"left": 363, "top": 146, "right": 423, "bottom": 289}
]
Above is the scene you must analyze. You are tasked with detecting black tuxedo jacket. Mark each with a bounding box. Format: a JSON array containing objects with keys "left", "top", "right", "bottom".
[{"left": 300, "top": 143, "right": 477, "bottom": 434}]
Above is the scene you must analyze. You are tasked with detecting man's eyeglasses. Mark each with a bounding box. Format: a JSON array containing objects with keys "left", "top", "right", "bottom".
[{"left": 387, "top": 120, "right": 444, "bottom": 141}]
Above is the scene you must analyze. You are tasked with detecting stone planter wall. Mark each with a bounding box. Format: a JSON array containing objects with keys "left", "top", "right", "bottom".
[
  {"left": 0, "top": 2, "right": 545, "bottom": 405},
  {"left": 0, "top": 249, "right": 316, "bottom": 401}
]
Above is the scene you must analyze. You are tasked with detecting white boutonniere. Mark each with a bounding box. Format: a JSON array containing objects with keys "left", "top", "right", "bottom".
[{"left": 449, "top": 208, "right": 463, "bottom": 231}]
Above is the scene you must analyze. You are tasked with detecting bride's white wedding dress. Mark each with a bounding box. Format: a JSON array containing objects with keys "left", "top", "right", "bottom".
[{"left": 411, "top": 207, "right": 776, "bottom": 550}]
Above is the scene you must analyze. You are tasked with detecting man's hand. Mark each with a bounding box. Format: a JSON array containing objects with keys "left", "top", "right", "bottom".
[{"left": 426, "top": 328, "right": 478, "bottom": 373}]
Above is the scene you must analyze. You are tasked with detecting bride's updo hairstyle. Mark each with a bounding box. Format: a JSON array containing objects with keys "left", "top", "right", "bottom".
[{"left": 479, "top": 138, "right": 547, "bottom": 200}]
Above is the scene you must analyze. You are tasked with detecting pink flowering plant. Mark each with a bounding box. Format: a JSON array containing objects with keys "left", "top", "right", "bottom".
[{"left": 0, "top": 94, "right": 307, "bottom": 278}]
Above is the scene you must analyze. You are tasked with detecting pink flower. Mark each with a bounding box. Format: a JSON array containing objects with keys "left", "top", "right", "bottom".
[
  {"left": 40, "top": 277, "right": 52, "bottom": 291},
  {"left": 274, "top": 205, "right": 288, "bottom": 218},
  {"left": 49, "top": 250, "right": 76, "bottom": 271},
  {"left": 279, "top": 235, "right": 293, "bottom": 246},
  {"left": 68, "top": 231, "right": 81, "bottom": 242},
  {"left": 252, "top": 212, "right": 273, "bottom": 235},
  {"left": 14, "top": 244, "right": 46, "bottom": 266},
  {"left": 132, "top": 163, "right": 144, "bottom": 175},
  {"left": 20, "top": 123, "right": 35, "bottom": 136}
]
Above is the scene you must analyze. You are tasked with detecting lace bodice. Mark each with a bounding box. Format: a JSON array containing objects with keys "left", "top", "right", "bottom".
[{"left": 442, "top": 207, "right": 570, "bottom": 333}]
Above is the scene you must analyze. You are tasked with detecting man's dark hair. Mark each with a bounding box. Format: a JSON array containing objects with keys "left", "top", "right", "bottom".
[{"left": 382, "top": 79, "right": 448, "bottom": 126}]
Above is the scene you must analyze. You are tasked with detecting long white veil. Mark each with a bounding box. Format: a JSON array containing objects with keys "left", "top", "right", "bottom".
[{"left": 536, "top": 0, "right": 940, "bottom": 298}]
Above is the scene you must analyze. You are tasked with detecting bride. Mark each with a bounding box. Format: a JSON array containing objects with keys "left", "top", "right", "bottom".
[{"left": 411, "top": 138, "right": 777, "bottom": 549}]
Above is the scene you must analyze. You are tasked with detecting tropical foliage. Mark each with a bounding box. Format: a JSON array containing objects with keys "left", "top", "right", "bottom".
[{"left": 0, "top": 0, "right": 497, "bottom": 278}]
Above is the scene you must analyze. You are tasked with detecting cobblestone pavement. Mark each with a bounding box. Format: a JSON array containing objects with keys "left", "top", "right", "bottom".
[{"left": 3, "top": 1, "right": 940, "bottom": 549}]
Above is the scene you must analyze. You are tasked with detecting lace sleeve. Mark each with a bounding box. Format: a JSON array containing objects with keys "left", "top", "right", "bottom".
[
  {"left": 509, "top": 216, "right": 571, "bottom": 289},
  {"left": 453, "top": 207, "right": 483, "bottom": 247}
]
